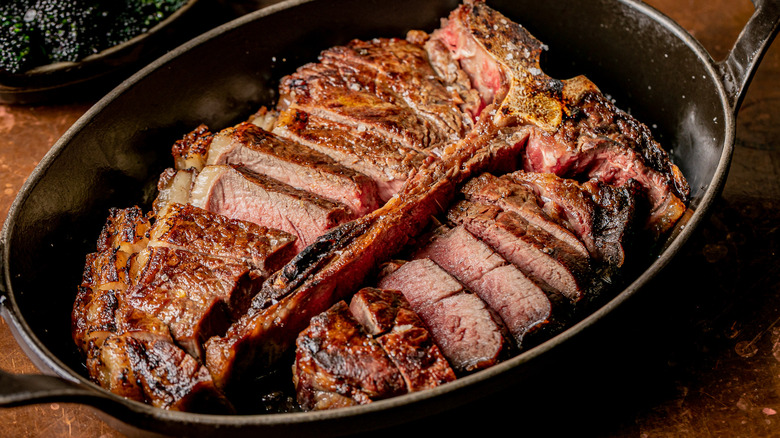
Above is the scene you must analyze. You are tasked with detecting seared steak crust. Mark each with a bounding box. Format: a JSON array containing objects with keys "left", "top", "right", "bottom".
[
  {"left": 293, "top": 301, "right": 407, "bottom": 410},
  {"left": 208, "top": 122, "right": 381, "bottom": 216},
  {"left": 349, "top": 287, "right": 457, "bottom": 391}
]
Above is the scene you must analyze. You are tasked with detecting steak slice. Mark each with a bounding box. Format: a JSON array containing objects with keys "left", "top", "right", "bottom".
[
  {"left": 204, "top": 119, "right": 528, "bottom": 389},
  {"left": 293, "top": 300, "right": 407, "bottom": 410},
  {"left": 461, "top": 173, "right": 589, "bottom": 259},
  {"left": 188, "top": 164, "right": 354, "bottom": 252},
  {"left": 415, "top": 225, "right": 551, "bottom": 345},
  {"left": 278, "top": 37, "right": 468, "bottom": 154},
  {"left": 508, "top": 171, "right": 639, "bottom": 269},
  {"left": 153, "top": 167, "right": 196, "bottom": 217},
  {"left": 448, "top": 200, "right": 589, "bottom": 302},
  {"left": 430, "top": 1, "right": 688, "bottom": 236},
  {"left": 171, "top": 123, "right": 213, "bottom": 172},
  {"left": 126, "top": 247, "right": 238, "bottom": 358},
  {"left": 273, "top": 108, "right": 424, "bottom": 202},
  {"left": 208, "top": 122, "right": 381, "bottom": 216},
  {"left": 318, "top": 37, "right": 473, "bottom": 143},
  {"left": 73, "top": 207, "right": 231, "bottom": 412},
  {"left": 148, "top": 202, "right": 297, "bottom": 277},
  {"left": 349, "top": 287, "right": 457, "bottom": 391},
  {"left": 377, "top": 258, "right": 506, "bottom": 373},
  {"left": 88, "top": 332, "right": 232, "bottom": 413}
]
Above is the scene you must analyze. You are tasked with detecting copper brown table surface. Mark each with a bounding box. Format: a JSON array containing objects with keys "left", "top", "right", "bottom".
[{"left": 1, "top": 0, "right": 778, "bottom": 436}]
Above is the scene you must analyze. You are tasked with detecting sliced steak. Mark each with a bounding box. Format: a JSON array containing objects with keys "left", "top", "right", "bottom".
[
  {"left": 431, "top": 1, "right": 688, "bottom": 235},
  {"left": 74, "top": 208, "right": 231, "bottom": 412},
  {"left": 293, "top": 300, "right": 406, "bottom": 410},
  {"left": 415, "top": 225, "right": 551, "bottom": 345},
  {"left": 377, "top": 258, "right": 506, "bottom": 373},
  {"left": 188, "top": 164, "right": 354, "bottom": 252},
  {"left": 208, "top": 122, "right": 380, "bottom": 216},
  {"left": 318, "top": 37, "right": 473, "bottom": 143},
  {"left": 461, "top": 173, "right": 589, "bottom": 259},
  {"left": 508, "top": 171, "right": 639, "bottom": 269},
  {"left": 126, "top": 246, "right": 242, "bottom": 358},
  {"left": 448, "top": 200, "right": 589, "bottom": 302},
  {"left": 273, "top": 107, "right": 424, "bottom": 202},
  {"left": 148, "top": 202, "right": 297, "bottom": 277},
  {"left": 88, "top": 332, "right": 232, "bottom": 412},
  {"left": 204, "top": 121, "right": 527, "bottom": 389},
  {"left": 171, "top": 123, "right": 213, "bottom": 172},
  {"left": 349, "top": 287, "right": 456, "bottom": 391},
  {"left": 278, "top": 37, "right": 468, "bottom": 154}
]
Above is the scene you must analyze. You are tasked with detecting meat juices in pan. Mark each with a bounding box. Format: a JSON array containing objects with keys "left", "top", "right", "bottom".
[{"left": 72, "top": 0, "right": 689, "bottom": 412}]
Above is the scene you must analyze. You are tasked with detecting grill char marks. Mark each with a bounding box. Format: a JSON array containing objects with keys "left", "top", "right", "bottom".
[
  {"left": 447, "top": 200, "right": 590, "bottom": 303},
  {"left": 377, "top": 258, "right": 507, "bottom": 373},
  {"left": 279, "top": 37, "right": 471, "bottom": 153},
  {"left": 349, "top": 287, "right": 457, "bottom": 391},
  {"left": 461, "top": 173, "right": 590, "bottom": 259},
  {"left": 189, "top": 165, "right": 354, "bottom": 252},
  {"left": 148, "top": 202, "right": 297, "bottom": 278},
  {"left": 208, "top": 122, "right": 381, "bottom": 216},
  {"left": 273, "top": 37, "right": 473, "bottom": 201},
  {"left": 204, "top": 119, "right": 528, "bottom": 389},
  {"left": 507, "top": 171, "right": 639, "bottom": 270},
  {"left": 415, "top": 225, "right": 551, "bottom": 345},
  {"left": 293, "top": 301, "right": 407, "bottom": 410},
  {"left": 72, "top": 207, "right": 232, "bottom": 412}
]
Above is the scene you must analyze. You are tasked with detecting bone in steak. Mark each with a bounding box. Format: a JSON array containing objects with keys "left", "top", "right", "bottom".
[
  {"left": 73, "top": 0, "right": 691, "bottom": 412},
  {"left": 430, "top": 1, "right": 688, "bottom": 236}
]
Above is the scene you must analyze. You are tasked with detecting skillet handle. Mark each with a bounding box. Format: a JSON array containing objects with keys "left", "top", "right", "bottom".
[
  {"left": 718, "top": 0, "right": 780, "bottom": 111},
  {"left": 0, "top": 368, "right": 116, "bottom": 408}
]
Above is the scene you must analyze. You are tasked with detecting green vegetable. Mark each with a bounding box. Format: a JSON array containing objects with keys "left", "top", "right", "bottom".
[{"left": 0, "top": 0, "right": 188, "bottom": 74}]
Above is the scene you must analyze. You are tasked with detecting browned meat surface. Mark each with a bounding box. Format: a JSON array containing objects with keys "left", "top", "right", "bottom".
[
  {"left": 208, "top": 122, "right": 381, "bottom": 216},
  {"left": 415, "top": 225, "right": 551, "bottom": 345},
  {"left": 88, "top": 332, "right": 231, "bottom": 412},
  {"left": 461, "top": 173, "right": 589, "bottom": 259},
  {"left": 349, "top": 287, "right": 456, "bottom": 391},
  {"left": 508, "top": 171, "right": 640, "bottom": 270},
  {"left": 448, "top": 200, "right": 590, "bottom": 302},
  {"left": 148, "top": 202, "right": 297, "bottom": 277},
  {"left": 377, "top": 258, "right": 506, "bottom": 373},
  {"left": 72, "top": 207, "right": 231, "bottom": 412},
  {"left": 293, "top": 301, "right": 406, "bottom": 410},
  {"left": 171, "top": 123, "right": 213, "bottom": 171},
  {"left": 273, "top": 107, "right": 424, "bottom": 202},
  {"left": 189, "top": 165, "right": 354, "bottom": 252},
  {"left": 430, "top": 1, "right": 688, "bottom": 236},
  {"left": 204, "top": 119, "right": 527, "bottom": 389},
  {"left": 278, "top": 38, "right": 471, "bottom": 154}
]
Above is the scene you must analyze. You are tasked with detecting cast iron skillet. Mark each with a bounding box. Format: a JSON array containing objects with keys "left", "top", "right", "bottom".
[{"left": 1, "top": 0, "right": 778, "bottom": 436}]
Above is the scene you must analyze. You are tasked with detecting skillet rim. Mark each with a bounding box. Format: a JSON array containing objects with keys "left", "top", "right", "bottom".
[{"left": 0, "top": 0, "right": 737, "bottom": 431}]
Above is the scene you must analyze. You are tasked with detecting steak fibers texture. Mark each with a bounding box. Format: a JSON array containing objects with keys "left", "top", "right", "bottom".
[{"left": 72, "top": 0, "right": 689, "bottom": 413}]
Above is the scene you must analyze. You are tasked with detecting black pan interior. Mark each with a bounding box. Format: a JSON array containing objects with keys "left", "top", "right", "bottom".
[{"left": 2, "top": 0, "right": 730, "bottom": 431}]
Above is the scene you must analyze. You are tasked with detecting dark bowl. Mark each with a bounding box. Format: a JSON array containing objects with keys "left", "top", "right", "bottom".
[{"left": 0, "top": 0, "right": 226, "bottom": 105}]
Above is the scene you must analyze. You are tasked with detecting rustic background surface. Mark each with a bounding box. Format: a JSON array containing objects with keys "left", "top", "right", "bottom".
[{"left": 1, "top": 0, "right": 778, "bottom": 436}]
